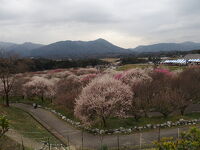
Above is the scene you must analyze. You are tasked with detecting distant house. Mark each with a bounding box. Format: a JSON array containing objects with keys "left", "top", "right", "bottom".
[
  {"left": 184, "top": 54, "right": 200, "bottom": 65},
  {"left": 161, "top": 59, "right": 187, "bottom": 65}
]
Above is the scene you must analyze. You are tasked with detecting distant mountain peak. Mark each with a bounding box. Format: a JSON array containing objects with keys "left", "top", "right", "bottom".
[
  {"left": 30, "top": 39, "right": 130, "bottom": 59},
  {"left": 95, "top": 38, "right": 107, "bottom": 41}
]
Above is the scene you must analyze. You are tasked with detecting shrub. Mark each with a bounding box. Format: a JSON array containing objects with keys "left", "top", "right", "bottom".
[
  {"left": 0, "top": 115, "right": 9, "bottom": 138},
  {"left": 154, "top": 127, "right": 200, "bottom": 150}
]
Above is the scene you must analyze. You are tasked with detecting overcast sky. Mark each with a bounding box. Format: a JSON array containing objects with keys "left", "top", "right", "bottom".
[{"left": 0, "top": 0, "right": 200, "bottom": 48}]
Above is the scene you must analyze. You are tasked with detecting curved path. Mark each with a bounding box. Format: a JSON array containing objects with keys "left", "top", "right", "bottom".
[{"left": 12, "top": 103, "right": 200, "bottom": 149}]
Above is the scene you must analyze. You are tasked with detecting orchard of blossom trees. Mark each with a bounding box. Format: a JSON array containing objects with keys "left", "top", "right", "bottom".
[{"left": 0, "top": 65, "right": 200, "bottom": 127}]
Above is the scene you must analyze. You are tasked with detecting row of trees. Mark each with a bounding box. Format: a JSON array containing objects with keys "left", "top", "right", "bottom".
[
  {"left": 74, "top": 67, "right": 200, "bottom": 127},
  {"left": 0, "top": 55, "right": 105, "bottom": 106}
]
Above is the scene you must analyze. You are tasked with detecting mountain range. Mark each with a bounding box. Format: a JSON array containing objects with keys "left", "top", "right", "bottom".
[
  {"left": 30, "top": 38, "right": 130, "bottom": 58},
  {"left": 0, "top": 39, "right": 200, "bottom": 58},
  {"left": 0, "top": 42, "right": 44, "bottom": 57},
  {"left": 131, "top": 42, "right": 200, "bottom": 53}
]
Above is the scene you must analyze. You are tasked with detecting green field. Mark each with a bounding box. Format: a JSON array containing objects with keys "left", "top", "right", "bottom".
[
  {"left": 117, "top": 63, "right": 187, "bottom": 71},
  {"left": 117, "top": 64, "right": 153, "bottom": 71}
]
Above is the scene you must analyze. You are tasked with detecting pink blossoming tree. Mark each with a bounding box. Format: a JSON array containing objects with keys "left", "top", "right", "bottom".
[
  {"left": 74, "top": 75, "right": 133, "bottom": 127},
  {"left": 115, "top": 68, "right": 152, "bottom": 90}
]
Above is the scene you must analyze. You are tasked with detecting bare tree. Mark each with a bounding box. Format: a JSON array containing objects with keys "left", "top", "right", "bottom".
[
  {"left": 133, "top": 80, "right": 154, "bottom": 118},
  {"left": 153, "top": 88, "right": 176, "bottom": 118},
  {"left": 0, "top": 57, "right": 16, "bottom": 106}
]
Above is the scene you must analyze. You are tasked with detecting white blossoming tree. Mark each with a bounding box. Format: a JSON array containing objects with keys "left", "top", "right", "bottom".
[{"left": 74, "top": 75, "right": 133, "bottom": 127}]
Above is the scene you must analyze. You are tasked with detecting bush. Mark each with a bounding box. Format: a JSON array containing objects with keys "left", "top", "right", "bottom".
[
  {"left": 0, "top": 115, "right": 9, "bottom": 138},
  {"left": 154, "top": 127, "right": 200, "bottom": 150}
]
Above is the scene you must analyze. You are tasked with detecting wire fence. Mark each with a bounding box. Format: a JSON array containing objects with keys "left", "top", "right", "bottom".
[{"left": 6, "top": 126, "right": 200, "bottom": 150}]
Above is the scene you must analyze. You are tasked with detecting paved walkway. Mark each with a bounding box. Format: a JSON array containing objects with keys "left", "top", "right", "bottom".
[{"left": 12, "top": 103, "right": 200, "bottom": 149}]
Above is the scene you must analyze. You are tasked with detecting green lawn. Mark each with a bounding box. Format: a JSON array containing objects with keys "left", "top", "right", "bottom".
[
  {"left": 92, "top": 112, "right": 200, "bottom": 130},
  {"left": 0, "top": 104, "right": 61, "bottom": 144}
]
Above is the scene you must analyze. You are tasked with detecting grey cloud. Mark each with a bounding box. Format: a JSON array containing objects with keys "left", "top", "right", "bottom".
[{"left": 0, "top": 0, "right": 200, "bottom": 48}]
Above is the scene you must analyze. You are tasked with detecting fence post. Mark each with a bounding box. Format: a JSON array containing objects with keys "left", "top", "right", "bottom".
[
  {"left": 139, "top": 133, "right": 142, "bottom": 149},
  {"left": 177, "top": 128, "right": 180, "bottom": 139},
  {"left": 117, "top": 134, "right": 120, "bottom": 150},
  {"left": 100, "top": 134, "right": 103, "bottom": 149},
  {"left": 81, "top": 130, "right": 84, "bottom": 150},
  {"left": 158, "top": 126, "right": 161, "bottom": 142},
  {"left": 67, "top": 135, "right": 70, "bottom": 150},
  {"left": 47, "top": 137, "right": 50, "bottom": 150},
  {"left": 21, "top": 136, "right": 25, "bottom": 150}
]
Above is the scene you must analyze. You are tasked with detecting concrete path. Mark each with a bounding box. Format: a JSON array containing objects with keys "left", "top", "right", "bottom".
[{"left": 12, "top": 103, "right": 200, "bottom": 149}]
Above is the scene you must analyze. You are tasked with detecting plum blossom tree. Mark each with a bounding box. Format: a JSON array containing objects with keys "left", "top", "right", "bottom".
[
  {"left": 53, "top": 70, "right": 73, "bottom": 78},
  {"left": 178, "top": 66, "right": 200, "bottom": 103},
  {"left": 114, "top": 68, "right": 152, "bottom": 119},
  {"left": 170, "top": 67, "right": 200, "bottom": 115},
  {"left": 150, "top": 70, "right": 179, "bottom": 117},
  {"left": 132, "top": 80, "right": 154, "bottom": 119},
  {"left": 75, "top": 68, "right": 98, "bottom": 76},
  {"left": 11, "top": 75, "right": 30, "bottom": 99},
  {"left": 153, "top": 88, "right": 177, "bottom": 118},
  {"left": 154, "top": 68, "right": 172, "bottom": 76},
  {"left": 74, "top": 75, "right": 133, "bottom": 127},
  {"left": 115, "top": 68, "right": 152, "bottom": 90},
  {"left": 55, "top": 75, "right": 82, "bottom": 110},
  {"left": 79, "top": 73, "right": 97, "bottom": 87},
  {"left": 23, "top": 76, "right": 56, "bottom": 102}
]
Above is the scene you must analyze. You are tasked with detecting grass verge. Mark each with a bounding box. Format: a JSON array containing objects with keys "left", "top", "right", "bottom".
[
  {"left": 0, "top": 136, "right": 32, "bottom": 150},
  {"left": 0, "top": 104, "right": 61, "bottom": 144}
]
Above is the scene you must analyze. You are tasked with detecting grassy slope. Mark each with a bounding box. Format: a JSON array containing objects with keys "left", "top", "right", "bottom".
[
  {"left": 0, "top": 136, "right": 32, "bottom": 150},
  {"left": 0, "top": 104, "right": 61, "bottom": 144}
]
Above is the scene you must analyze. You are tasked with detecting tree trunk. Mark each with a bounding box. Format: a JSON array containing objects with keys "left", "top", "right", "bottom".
[
  {"left": 41, "top": 95, "right": 44, "bottom": 103},
  {"left": 134, "top": 116, "right": 140, "bottom": 122},
  {"left": 102, "top": 117, "right": 106, "bottom": 128},
  {"left": 5, "top": 94, "right": 9, "bottom": 107},
  {"left": 144, "top": 111, "right": 149, "bottom": 118},
  {"left": 180, "top": 106, "right": 187, "bottom": 116}
]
